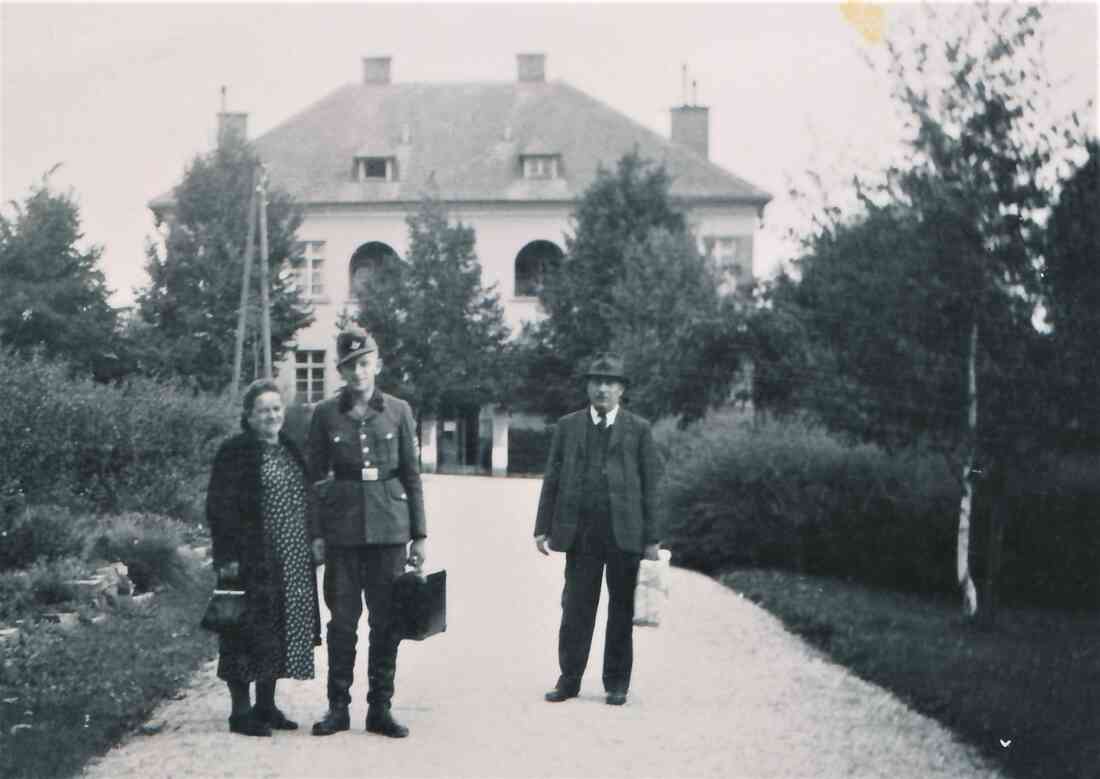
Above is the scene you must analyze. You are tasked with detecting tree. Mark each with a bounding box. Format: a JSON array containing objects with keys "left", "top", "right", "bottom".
[
  {"left": 519, "top": 151, "right": 747, "bottom": 422},
  {"left": 882, "top": 3, "right": 1080, "bottom": 619},
  {"left": 0, "top": 170, "right": 120, "bottom": 378},
  {"left": 1042, "top": 139, "right": 1100, "bottom": 449},
  {"left": 134, "top": 132, "right": 312, "bottom": 392},
  {"left": 753, "top": 201, "right": 970, "bottom": 448},
  {"left": 753, "top": 4, "right": 1078, "bottom": 619},
  {"left": 355, "top": 197, "right": 512, "bottom": 418}
]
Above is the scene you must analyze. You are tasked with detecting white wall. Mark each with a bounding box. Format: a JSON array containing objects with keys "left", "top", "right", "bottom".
[{"left": 276, "top": 200, "right": 761, "bottom": 403}]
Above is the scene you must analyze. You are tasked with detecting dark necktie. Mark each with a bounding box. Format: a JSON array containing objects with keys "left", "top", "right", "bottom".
[{"left": 596, "top": 412, "right": 607, "bottom": 430}]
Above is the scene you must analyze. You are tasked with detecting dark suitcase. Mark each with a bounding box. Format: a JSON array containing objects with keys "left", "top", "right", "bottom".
[{"left": 391, "top": 569, "right": 447, "bottom": 641}]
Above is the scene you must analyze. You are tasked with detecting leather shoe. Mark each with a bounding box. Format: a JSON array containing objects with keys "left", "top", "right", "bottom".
[
  {"left": 228, "top": 711, "right": 272, "bottom": 737},
  {"left": 606, "top": 691, "right": 628, "bottom": 706},
  {"left": 366, "top": 706, "right": 409, "bottom": 738},
  {"left": 254, "top": 706, "right": 298, "bottom": 730},
  {"left": 311, "top": 706, "right": 350, "bottom": 736},
  {"left": 544, "top": 686, "right": 579, "bottom": 703}
]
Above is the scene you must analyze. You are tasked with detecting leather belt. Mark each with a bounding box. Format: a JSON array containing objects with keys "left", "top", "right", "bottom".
[{"left": 333, "top": 466, "right": 399, "bottom": 482}]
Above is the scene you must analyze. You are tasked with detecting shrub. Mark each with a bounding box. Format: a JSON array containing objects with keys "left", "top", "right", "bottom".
[
  {"left": 659, "top": 412, "right": 958, "bottom": 595},
  {"left": 508, "top": 426, "right": 555, "bottom": 475},
  {"left": 27, "top": 556, "right": 87, "bottom": 607},
  {"left": 83, "top": 513, "right": 195, "bottom": 592},
  {"left": 0, "top": 505, "right": 88, "bottom": 572},
  {"left": 0, "top": 347, "right": 235, "bottom": 521},
  {"left": 659, "top": 411, "right": 1100, "bottom": 605},
  {"left": 0, "top": 570, "right": 33, "bottom": 622}
]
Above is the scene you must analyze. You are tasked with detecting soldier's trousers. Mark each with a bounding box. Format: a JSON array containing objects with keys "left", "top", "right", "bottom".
[{"left": 322, "top": 544, "right": 406, "bottom": 709}]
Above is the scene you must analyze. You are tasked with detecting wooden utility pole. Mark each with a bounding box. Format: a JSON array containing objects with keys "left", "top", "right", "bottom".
[
  {"left": 230, "top": 165, "right": 259, "bottom": 398},
  {"left": 258, "top": 164, "right": 272, "bottom": 378}
]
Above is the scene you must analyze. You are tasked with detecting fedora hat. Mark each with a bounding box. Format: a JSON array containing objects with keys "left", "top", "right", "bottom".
[{"left": 583, "top": 352, "right": 628, "bottom": 384}]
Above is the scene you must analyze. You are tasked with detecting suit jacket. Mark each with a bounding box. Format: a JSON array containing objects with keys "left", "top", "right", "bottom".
[
  {"left": 534, "top": 407, "right": 663, "bottom": 555},
  {"left": 306, "top": 387, "right": 427, "bottom": 546}
]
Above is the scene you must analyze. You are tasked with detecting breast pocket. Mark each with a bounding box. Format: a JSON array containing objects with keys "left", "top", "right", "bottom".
[
  {"left": 330, "top": 432, "right": 360, "bottom": 466},
  {"left": 372, "top": 430, "right": 399, "bottom": 467}
]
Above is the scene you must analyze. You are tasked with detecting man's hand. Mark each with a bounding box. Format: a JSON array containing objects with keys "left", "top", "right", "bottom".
[
  {"left": 407, "top": 538, "right": 427, "bottom": 569},
  {"left": 311, "top": 538, "right": 326, "bottom": 565},
  {"left": 535, "top": 534, "right": 550, "bottom": 556},
  {"left": 643, "top": 543, "right": 660, "bottom": 561}
]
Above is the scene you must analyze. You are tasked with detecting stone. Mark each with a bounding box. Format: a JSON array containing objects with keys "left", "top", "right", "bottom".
[
  {"left": 0, "top": 627, "right": 20, "bottom": 643},
  {"left": 42, "top": 612, "right": 79, "bottom": 628}
]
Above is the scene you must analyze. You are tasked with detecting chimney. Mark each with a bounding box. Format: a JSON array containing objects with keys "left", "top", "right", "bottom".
[
  {"left": 670, "top": 104, "right": 709, "bottom": 160},
  {"left": 363, "top": 56, "right": 392, "bottom": 85},
  {"left": 517, "top": 53, "right": 546, "bottom": 83},
  {"left": 217, "top": 112, "right": 248, "bottom": 146}
]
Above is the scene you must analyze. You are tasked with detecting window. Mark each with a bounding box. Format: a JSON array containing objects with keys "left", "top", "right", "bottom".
[
  {"left": 522, "top": 155, "right": 560, "bottom": 180},
  {"left": 513, "top": 240, "right": 563, "bottom": 297},
  {"left": 295, "top": 350, "right": 326, "bottom": 404},
  {"left": 703, "top": 235, "right": 753, "bottom": 293},
  {"left": 297, "top": 241, "right": 325, "bottom": 299},
  {"left": 355, "top": 156, "right": 396, "bottom": 181}
]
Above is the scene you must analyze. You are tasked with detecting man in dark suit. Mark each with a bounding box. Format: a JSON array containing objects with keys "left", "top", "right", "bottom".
[
  {"left": 307, "top": 326, "right": 427, "bottom": 738},
  {"left": 534, "top": 353, "right": 663, "bottom": 706}
]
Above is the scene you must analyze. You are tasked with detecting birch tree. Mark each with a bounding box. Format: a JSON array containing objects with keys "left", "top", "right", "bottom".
[{"left": 881, "top": 3, "right": 1076, "bottom": 618}]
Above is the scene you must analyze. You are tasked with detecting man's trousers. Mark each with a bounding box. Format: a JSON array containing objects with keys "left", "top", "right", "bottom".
[
  {"left": 556, "top": 543, "right": 641, "bottom": 694},
  {"left": 322, "top": 545, "right": 406, "bottom": 709}
]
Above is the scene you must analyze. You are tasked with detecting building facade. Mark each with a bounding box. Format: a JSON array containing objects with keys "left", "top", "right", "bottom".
[{"left": 152, "top": 54, "right": 771, "bottom": 475}]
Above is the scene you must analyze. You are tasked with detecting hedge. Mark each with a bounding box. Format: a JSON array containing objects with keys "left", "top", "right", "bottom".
[
  {"left": 658, "top": 411, "right": 1100, "bottom": 607},
  {"left": 0, "top": 348, "right": 236, "bottom": 522}
]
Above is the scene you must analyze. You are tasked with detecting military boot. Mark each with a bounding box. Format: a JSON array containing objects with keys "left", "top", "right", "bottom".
[
  {"left": 311, "top": 705, "right": 350, "bottom": 736},
  {"left": 366, "top": 704, "right": 408, "bottom": 738}
]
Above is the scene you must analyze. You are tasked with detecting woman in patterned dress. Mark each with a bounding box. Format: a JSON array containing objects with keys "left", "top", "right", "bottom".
[{"left": 206, "top": 379, "right": 322, "bottom": 737}]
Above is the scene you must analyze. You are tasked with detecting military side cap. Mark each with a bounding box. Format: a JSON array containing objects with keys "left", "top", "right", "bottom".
[
  {"left": 583, "top": 352, "right": 628, "bottom": 384},
  {"left": 336, "top": 326, "right": 378, "bottom": 366}
]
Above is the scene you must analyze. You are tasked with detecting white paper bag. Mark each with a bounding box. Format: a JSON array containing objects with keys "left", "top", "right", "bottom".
[{"left": 633, "top": 549, "right": 671, "bottom": 627}]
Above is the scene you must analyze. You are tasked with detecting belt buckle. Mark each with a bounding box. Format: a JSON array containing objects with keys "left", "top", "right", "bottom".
[{"left": 361, "top": 467, "right": 379, "bottom": 482}]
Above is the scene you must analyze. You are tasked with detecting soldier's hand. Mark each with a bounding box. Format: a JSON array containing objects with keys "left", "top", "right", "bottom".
[
  {"left": 407, "top": 538, "right": 426, "bottom": 570},
  {"left": 643, "top": 543, "right": 660, "bottom": 561},
  {"left": 535, "top": 535, "right": 550, "bottom": 556},
  {"left": 311, "top": 538, "right": 326, "bottom": 565}
]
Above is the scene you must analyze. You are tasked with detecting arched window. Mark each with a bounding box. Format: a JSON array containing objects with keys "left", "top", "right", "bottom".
[
  {"left": 349, "top": 241, "right": 401, "bottom": 298},
  {"left": 514, "top": 240, "right": 563, "bottom": 298}
]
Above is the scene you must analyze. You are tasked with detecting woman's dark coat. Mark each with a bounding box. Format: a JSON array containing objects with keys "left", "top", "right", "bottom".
[{"left": 205, "top": 428, "right": 321, "bottom": 680}]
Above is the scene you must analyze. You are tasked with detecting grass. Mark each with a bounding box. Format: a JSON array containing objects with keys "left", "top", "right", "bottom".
[
  {"left": 721, "top": 568, "right": 1100, "bottom": 779},
  {"left": 0, "top": 566, "right": 217, "bottom": 779}
]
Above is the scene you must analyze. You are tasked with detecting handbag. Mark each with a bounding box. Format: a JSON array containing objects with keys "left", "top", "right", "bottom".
[
  {"left": 390, "top": 568, "right": 447, "bottom": 642},
  {"left": 200, "top": 588, "right": 247, "bottom": 635},
  {"left": 633, "top": 549, "right": 671, "bottom": 627}
]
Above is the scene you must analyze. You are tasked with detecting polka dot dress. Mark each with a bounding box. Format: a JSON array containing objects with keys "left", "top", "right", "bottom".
[{"left": 258, "top": 443, "right": 316, "bottom": 680}]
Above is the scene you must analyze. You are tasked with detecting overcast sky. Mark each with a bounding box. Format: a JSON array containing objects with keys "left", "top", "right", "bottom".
[{"left": 2, "top": 1, "right": 1096, "bottom": 307}]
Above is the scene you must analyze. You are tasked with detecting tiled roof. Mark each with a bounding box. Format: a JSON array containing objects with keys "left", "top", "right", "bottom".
[{"left": 150, "top": 80, "right": 772, "bottom": 209}]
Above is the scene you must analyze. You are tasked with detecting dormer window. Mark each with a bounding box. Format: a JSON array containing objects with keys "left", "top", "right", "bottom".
[
  {"left": 522, "top": 154, "right": 560, "bottom": 180},
  {"left": 354, "top": 156, "right": 397, "bottom": 182}
]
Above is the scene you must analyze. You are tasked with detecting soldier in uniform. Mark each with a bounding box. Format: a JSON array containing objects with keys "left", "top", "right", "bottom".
[
  {"left": 534, "top": 353, "right": 663, "bottom": 707},
  {"left": 307, "top": 326, "right": 427, "bottom": 737}
]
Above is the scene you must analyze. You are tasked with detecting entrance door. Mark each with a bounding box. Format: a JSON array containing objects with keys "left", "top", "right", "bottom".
[{"left": 436, "top": 405, "right": 491, "bottom": 475}]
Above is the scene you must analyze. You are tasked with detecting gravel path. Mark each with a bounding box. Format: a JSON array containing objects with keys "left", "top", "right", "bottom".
[{"left": 81, "top": 474, "right": 1002, "bottom": 779}]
